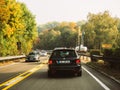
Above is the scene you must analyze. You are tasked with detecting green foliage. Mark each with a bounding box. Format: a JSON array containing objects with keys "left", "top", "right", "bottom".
[
  {"left": 37, "top": 11, "right": 120, "bottom": 50},
  {"left": 20, "top": 3, "right": 37, "bottom": 54},
  {"left": 37, "top": 22, "right": 78, "bottom": 50},
  {"left": 37, "top": 22, "right": 60, "bottom": 33},
  {"left": 0, "top": 0, "right": 37, "bottom": 56},
  {"left": 82, "top": 11, "right": 119, "bottom": 49},
  {"left": 113, "top": 48, "right": 120, "bottom": 57},
  {"left": 103, "top": 48, "right": 120, "bottom": 57},
  {"left": 103, "top": 49, "right": 114, "bottom": 56},
  {"left": 103, "top": 48, "right": 120, "bottom": 69}
]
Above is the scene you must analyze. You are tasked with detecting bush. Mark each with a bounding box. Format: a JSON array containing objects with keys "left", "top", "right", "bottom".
[
  {"left": 103, "top": 49, "right": 114, "bottom": 56},
  {"left": 103, "top": 48, "right": 120, "bottom": 69},
  {"left": 103, "top": 48, "right": 120, "bottom": 57},
  {"left": 113, "top": 48, "right": 120, "bottom": 57}
]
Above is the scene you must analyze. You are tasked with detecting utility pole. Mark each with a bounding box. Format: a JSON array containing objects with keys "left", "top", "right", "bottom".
[
  {"left": 77, "top": 26, "right": 82, "bottom": 51},
  {"left": 78, "top": 26, "right": 80, "bottom": 48},
  {"left": 81, "top": 30, "right": 85, "bottom": 46}
]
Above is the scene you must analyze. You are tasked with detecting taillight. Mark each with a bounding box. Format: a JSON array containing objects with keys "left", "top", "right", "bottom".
[
  {"left": 48, "top": 60, "right": 53, "bottom": 64},
  {"left": 76, "top": 59, "right": 80, "bottom": 64}
]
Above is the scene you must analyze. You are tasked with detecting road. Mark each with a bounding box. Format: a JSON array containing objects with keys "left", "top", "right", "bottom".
[{"left": 0, "top": 56, "right": 120, "bottom": 90}]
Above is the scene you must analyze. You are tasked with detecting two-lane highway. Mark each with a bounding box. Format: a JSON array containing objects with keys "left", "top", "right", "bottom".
[{"left": 0, "top": 56, "right": 120, "bottom": 90}]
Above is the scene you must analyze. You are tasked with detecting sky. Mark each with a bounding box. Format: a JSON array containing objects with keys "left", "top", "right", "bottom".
[{"left": 18, "top": 0, "right": 120, "bottom": 25}]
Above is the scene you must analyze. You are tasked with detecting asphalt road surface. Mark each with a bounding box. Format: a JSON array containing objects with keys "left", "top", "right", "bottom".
[{"left": 0, "top": 56, "right": 120, "bottom": 90}]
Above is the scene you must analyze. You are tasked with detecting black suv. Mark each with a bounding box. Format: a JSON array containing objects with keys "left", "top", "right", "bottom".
[{"left": 48, "top": 48, "right": 82, "bottom": 77}]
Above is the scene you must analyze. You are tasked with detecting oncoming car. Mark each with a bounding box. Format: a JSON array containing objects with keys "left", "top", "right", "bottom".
[
  {"left": 48, "top": 48, "right": 82, "bottom": 77},
  {"left": 25, "top": 51, "right": 40, "bottom": 62}
]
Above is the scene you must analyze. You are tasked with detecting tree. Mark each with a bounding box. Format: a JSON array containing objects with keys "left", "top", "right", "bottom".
[
  {"left": 0, "top": 0, "right": 23, "bottom": 56},
  {"left": 19, "top": 3, "right": 38, "bottom": 54},
  {"left": 116, "top": 19, "right": 120, "bottom": 47},
  {"left": 37, "top": 22, "right": 78, "bottom": 49},
  {"left": 83, "top": 11, "right": 118, "bottom": 49},
  {"left": 0, "top": 0, "right": 37, "bottom": 56}
]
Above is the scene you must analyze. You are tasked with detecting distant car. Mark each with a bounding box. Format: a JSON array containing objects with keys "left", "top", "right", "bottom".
[
  {"left": 25, "top": 51, "right": 40, "bottom": 62},
  {"left": 48, "top": 48, "right": 82, "bottom": 77},
  {"left": 40, "top": 51, "right": 47, "bottom": 56}
]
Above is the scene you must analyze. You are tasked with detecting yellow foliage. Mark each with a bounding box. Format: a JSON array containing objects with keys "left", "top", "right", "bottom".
[
  {"left": 60, "top": 22, "right": 69, "bottom": 27},
  {"left": 3, "top": 24, "right": 15, "bottom": 37},
  {"left": 0, "top": 0, "right": 5, "bottom": 4},
  {"left": 0, "top": 2, "right": 10, "bottom": 22},
  {"left": 69, "top": 22, "right": 77, "bottom": 29}
]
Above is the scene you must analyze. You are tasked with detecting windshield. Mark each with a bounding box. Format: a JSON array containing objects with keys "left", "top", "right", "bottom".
[
  {"left": 29, "top": 52, "right": 36, "bottom": 55},
  {"left": 51, "top": 50, "right": 77, "bottom": 58}
]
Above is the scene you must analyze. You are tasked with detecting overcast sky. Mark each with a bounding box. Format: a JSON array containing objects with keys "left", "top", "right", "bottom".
[{"left": 18, "top": 0, "right": 120, "bottom": 24}]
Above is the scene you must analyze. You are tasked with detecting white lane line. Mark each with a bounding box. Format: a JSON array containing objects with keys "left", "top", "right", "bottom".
[
  {"left": 0, "top": 63, "right": 16, "bottom": 69},
  {"left": 82, "top": 66, "right": 110, "bottom": 90}
]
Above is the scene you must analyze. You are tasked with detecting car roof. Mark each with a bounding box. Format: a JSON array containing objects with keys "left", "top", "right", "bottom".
[{"left": 54, "top": 47, "right": 75, "bottom": 51}]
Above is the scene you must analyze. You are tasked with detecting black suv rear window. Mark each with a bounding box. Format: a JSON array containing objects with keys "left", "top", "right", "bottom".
[{"left": 51, "top": 50, "right": 77, "bottom": 58}]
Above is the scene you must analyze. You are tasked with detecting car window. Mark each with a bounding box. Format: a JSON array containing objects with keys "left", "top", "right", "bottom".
[
  {"left": 51, "top": 50, "right": 77, "bottom": 58},
  {"left": 41, "top": 51, "right": 46, "bottom": 53},
  {"left": 29, "top": 52, "right": 36, "bottom": 55}
]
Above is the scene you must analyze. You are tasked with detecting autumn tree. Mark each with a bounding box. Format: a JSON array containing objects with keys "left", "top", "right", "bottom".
[
  {"left": 37, "top": 22, "right": 78, "bottom": 49},
  {"left": 0, "top": 0, "right": 37, "bottom": 56},
  {"left": 20, "top": 3, "right": 37, "bottom": 54}
]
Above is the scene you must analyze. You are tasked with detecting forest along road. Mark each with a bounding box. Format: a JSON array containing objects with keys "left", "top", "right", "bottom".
[{"left": 0, "top": 56, "right": 120, "bottom": 90}]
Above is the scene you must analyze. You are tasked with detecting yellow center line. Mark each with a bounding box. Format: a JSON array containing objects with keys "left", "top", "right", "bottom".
[{"left": 0, "top": 60, "right": 48, "bottom": 90}]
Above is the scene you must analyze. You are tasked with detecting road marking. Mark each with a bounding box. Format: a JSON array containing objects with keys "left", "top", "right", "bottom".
[
  {"left": 0, "top": 63, "right": 16, "bottom": 69},
  {"left": 0, "top": 60, "right": 48, "bottom": 90},
  {"left": 82, "top": 66, "right": 110, "bottom": 90}
]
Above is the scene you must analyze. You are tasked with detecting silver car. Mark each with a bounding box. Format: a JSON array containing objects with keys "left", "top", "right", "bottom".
[
  {"left": 40, "top": 51, "right": 47, "bottom": 56},
  {"left": 26, "top": 51, "right": 40, "bottom": 62}
]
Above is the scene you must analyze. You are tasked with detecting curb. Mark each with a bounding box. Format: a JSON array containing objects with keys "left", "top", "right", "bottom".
[{"left": 86, "top": 64, "right": 120, "bottom": 85}]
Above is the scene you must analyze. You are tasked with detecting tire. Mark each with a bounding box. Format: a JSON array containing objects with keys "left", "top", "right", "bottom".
[
  {"left": 48, "top": 70, "right": 52, "bottom": 77},
  {"left": 25, "top": 60, "right": 28, "bottom": 62},
  {"left": 77, "top": 71, "right": 82, "bottom": 76}
]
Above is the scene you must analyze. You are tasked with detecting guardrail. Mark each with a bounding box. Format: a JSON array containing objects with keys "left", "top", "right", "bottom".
[
  {"left": 103, "top": 56, "right": 120, "bottom": 63},
  {"left": 79, "top": 53, "right": 120, "bottom": 63},
  {"left": 0, "top": 55, "right": 26, "bottom": 62}
]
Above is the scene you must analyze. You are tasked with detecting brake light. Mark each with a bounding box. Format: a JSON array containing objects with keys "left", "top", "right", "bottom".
[
  {"left": 76, "top": 59, "right": 80, "bottom": 64},
  {"left": 48, "top": 60, "right": 53, "bottom": 64}
]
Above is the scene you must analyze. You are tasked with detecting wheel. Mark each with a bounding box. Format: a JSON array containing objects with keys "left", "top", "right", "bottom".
[
  {"left": 48, "top": 70, "right": 52, "bottom": 77},
  {"left": 77, "top": 71, "right": 82, "bottom": 76},
  {"left": 25, "top": 60, "right": 28, "bottom": 62}
]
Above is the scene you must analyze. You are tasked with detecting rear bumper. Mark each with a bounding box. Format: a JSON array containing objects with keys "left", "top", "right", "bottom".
[
  {"left": 48, "top": 65, "right": 81, "bottom": 71},
  {"left": 25, "top": 58, "right": 39, "bottom": 62}
]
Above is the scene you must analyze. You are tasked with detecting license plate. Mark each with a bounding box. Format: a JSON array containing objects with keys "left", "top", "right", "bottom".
[
  {"left": 30, "top": 58, "right": 33, "bottom": 60},
  {"left": 57, "top": 61, "right": 70, "bottom": 64}
]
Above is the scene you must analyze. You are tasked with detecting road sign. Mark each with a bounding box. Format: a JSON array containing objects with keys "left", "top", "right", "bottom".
[{"left": 102, "top": 44, "right": 112, "bottom": 48}]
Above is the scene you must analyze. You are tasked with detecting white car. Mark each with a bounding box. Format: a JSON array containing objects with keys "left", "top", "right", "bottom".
[
  {"left": 40, "top": 51, "right": 47, "bottom": 56},
  {"left": 26, "top": 51, "right": 40, "bottom": 62}
]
